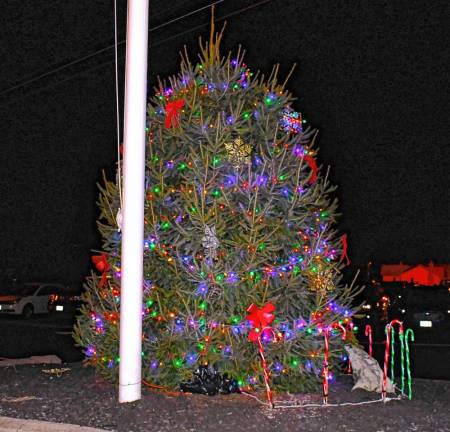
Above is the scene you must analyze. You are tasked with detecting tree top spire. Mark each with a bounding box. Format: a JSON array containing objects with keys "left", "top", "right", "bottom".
[{"left": 199, "top": 5, "right": 226, "bottom": 66}]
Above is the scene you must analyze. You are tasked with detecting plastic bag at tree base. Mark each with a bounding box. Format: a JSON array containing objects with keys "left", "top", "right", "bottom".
[
  {"left": 180, "top": 365, "right": 241, "bottom": 396},
  {"left": 345, "top": 345, "right": 395, "bottom": 393}
]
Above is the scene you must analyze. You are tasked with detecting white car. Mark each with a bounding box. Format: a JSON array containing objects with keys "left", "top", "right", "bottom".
[{"left": 0, "top": 283, "right": 65, "bottom": 318}]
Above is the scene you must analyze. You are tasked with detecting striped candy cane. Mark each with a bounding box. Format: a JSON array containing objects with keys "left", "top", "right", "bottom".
[
  {"left": 322, "top": 327, "right": 330, "bottom": 404},
  {"left": 383, "top": 319, "right": 404, "bottom": 399},
  {"left": 405, "top": 328, "right": 415, "bottom": 400},
  {"left": 389, "top": 319, "right": 404, "bottom": 390},
  {"left": 345, "top": 321, "right": 354, "bottom": 373},
  {"left": 382, "top": 323, "right": 391, "bottom": 400},
  {"left": 365, "top": 324, "right": 373, "bottom": 357},
  {"left": 257, "top": 334, "right": 274, "bottom": 408},
  {"left": 322, "top": 323, "right": 346, "bottom": 404},
  {"left": 333, "top": 322, "right": 347, "bottom": 340}
]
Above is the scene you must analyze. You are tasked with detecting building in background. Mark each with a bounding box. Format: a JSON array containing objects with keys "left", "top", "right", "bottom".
[{"left": 380, "top": 262, "right": 450, "bottom": 286}]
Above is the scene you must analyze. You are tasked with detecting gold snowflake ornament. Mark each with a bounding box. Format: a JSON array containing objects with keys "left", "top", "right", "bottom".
[
  {"left": 308, "top": 267, "right": 335, "bottom": 292},
  {"left": 224, "top": 137, "right": 252, "bottom": 168}
]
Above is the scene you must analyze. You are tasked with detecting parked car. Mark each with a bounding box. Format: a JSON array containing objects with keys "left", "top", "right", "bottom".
[
  {"left": 411, "top": 310, "right": 446, "bottom": 328},
  {"left": 0, "top": 282, "right": 65, "bottom": 318},
  {"left": 48, "top": 289, "right": 83, "bottom": 314}
]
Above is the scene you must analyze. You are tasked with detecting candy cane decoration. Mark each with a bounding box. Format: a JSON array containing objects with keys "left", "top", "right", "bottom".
[
  {"left": 257, "top": 332, "right": 274, "bottom": 408},
  {"left": 383, "top": 319, "right": 404, "bottom": 399},
  {"left": 365, "top": 324, "right": 373, "bottom": 357},
  {"left": 405, "top": 328, "right": 414, "bottom": 399},
  {"left": 390, "top": 319, "right": 404, "bottom": 389},
  {"left": 399, "top": 330, "right": 405, "bottom": 394},
  {"left": 322, "top": 327, "right": 330, "bottom": 405},
  {"left": 345, "top": 321, "right": 354, "bottom": 374},
  {"left": 333, "top": 322, "right": 347, "bottom": 340},
  {"left": 382, "top": 324, "right": 391, "bottom": 400},
  {"left": 321, "top": 323, "right": 347, "bottom": 404},
  {"left": 390, "top": 326, "right": 396, "bottom": 383},
  {"left": 245, "top": 303, "right": 276, "bottom": 408}
]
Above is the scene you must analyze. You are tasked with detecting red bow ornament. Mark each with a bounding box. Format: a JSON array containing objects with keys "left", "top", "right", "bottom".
[
  {"left": 246, "top": 302, "right": 276, "bottom": 343},
  {"left": 164, "top": 99, "right": 185, "bottom": 128},
  {"left": 92, "top": 253, "right": 110, "bottom": 288},
  {"left": 303, "top": 155, "right": 318, "bottom": 184}
]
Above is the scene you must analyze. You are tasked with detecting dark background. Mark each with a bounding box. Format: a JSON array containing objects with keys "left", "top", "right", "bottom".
[{"left": 1, "top": 0, "right": 448, "bottom": 285}]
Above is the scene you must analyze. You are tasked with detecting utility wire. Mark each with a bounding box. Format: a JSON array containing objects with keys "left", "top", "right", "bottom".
[
  {"left": 0, "top": 0, "right": 273, "bottom": 106},
  {"left": 0, "top": 0, "right": 226, "bottom": 98}
]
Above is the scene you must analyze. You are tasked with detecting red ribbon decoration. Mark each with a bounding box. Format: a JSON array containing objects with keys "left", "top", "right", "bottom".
[
  {"left": 246, "top": 302, "right": 276, "bottom": 408},
  {"left": 92, "top": 253, "right": 110, "bottom": 288},
  {"left": 303, "top": 155, "right": 318, "bottom": 184},
  {"left": 164, "top": 99, "right": 185, "bottom": 128},
  {"left": 339, "top": 234, "right": 351, "bottom": 266},
  {"left": 246, "top": 302, "right": 276, "bottom": 343}
]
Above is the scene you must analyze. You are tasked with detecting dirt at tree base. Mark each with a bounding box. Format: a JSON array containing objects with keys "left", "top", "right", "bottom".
[{"left": 0, "top": 363, "right": 449, "bottom": 432}]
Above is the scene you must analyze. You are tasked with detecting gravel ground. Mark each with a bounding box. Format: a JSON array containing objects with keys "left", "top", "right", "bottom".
[{"left": 0, "top": 363, "right": 449, "bottom": 432}]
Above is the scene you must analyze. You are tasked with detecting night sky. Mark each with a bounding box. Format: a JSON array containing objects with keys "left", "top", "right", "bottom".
[{"left": 1, "top": 0, "right": 448, "bottom": 284}]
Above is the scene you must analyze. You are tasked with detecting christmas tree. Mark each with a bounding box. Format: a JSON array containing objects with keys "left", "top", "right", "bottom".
[{"left": 74, "top": 25, "right": 361, "bottom": 393}]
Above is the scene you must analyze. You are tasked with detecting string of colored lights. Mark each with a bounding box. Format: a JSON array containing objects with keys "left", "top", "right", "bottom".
[
  {"left": 74, "top": 23, "right": 418, "bottom": 401},
  {"left": 85, "top": 307, "right": 354, "bottom": 370},
  {"left": 74, "top": 36, "right": 363, "bottom": 394}
]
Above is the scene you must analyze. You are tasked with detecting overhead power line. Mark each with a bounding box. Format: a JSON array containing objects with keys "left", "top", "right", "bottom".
[
  {"left": 0, "top": 0, "right": 226, "bottom": 98},
  {"left": 0, "top": 0, "right": 272, "bottom": 101}
]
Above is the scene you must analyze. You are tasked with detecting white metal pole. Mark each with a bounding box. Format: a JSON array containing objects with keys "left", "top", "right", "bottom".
[{"left": 119, "top": 0, "right": 149, "bottom": 403}]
